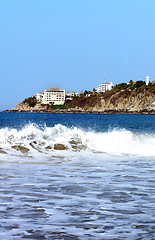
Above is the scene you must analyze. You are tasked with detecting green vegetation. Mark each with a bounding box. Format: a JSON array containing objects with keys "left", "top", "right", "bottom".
[
  {"left": 113, "top": 83, "right": 128, "bottom": 90},
  {"left": 113, "top": 80, "right": 155, "bottom": 94},
  {"left": 23, "top": 96, "right": 37, "bottom": 107},
  {"left": 130, "top": 81, "right": 145, "bottom": 90},
  {"left": 113, "top": 80, "right": 151, "bottom": 91},
  {"left": 47, "top": 100, "right": 72, "bottom": 110}
]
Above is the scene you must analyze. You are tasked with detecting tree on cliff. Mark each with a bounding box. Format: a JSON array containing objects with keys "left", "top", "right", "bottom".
[{"left": 23, "top": 96, "right": 37, "bottom": 107}]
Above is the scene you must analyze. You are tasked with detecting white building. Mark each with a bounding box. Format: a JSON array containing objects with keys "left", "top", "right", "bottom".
[
  {"left": 35, "top": 91, "right": 44, "bottom": 102},
  {"left": 97, "top": 82, "right": 113, "bottom": 93},
  {"left": 42, "top": 88, "right": 65, "bottom": 105},
  {"left": 66, "top": 91, "right": 80, "bottom": 100}
]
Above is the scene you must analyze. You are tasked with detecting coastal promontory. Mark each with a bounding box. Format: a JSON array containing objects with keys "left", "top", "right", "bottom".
[{"left": 6, "top": 81, "right": 155, "bottom": 114}]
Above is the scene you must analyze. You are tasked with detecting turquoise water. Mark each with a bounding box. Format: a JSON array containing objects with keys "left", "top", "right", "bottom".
[{"left": 0, "top": 113, "right": 155, "bottom": 239}]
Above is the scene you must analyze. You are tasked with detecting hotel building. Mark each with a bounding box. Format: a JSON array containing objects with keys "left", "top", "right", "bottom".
[{"left": 42, "top": 88, "right": 66, "bottom": 105}]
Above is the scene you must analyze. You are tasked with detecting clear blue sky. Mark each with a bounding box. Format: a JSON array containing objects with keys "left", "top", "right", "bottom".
[{"left": 0, "top": 0, "right": 155, "bottom": 110}]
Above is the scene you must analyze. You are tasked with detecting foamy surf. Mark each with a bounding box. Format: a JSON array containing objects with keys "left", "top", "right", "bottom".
[{"left": 0, "top": 123, "right": 155, "bottom": 159}]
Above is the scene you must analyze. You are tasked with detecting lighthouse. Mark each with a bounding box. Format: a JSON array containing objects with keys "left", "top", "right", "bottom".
[{"left": 146, "top": 75, "right": 149, "bottom": 85}]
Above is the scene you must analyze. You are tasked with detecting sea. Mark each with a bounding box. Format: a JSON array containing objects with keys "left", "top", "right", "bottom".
[{"left": 0, "top": 112, "right": 155, "bottom": 240}]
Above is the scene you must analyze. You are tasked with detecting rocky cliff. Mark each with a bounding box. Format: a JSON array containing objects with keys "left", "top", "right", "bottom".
[
  {"left": 8, "top": 102, "right": 49, "bottom": 112},
  {"left": 70, "top": 88, "right": 155, "bottom": 113}
]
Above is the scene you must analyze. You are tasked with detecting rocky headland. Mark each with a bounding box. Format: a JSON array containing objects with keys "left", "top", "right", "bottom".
[{"left": 5, "top": 82, "right": 155, "bottom": 114}]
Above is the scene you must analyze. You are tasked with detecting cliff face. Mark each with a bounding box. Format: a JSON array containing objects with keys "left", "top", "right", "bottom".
[
  {"left": 9, "top": 102, "right": 49, "bottom": 112},
  {"left": 94, "top": 93, "right": 155, "bottom": 112},
  {"left": 70, "top": 88, "right": 155, "bottom": 113},
  {"left": 8, "top": 88, "right": 155, "bottom": 113}
]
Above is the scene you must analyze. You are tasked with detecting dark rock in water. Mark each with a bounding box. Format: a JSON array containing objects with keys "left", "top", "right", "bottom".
[
  {"left": 12, "top": 145, "right": 30, "bottom": 153},
  {"left": 29, "top": 141, "right": 42, "bottom": 152},
  {"left": 71, "top": 144, "right": 86, "bottom": 150},
  {"left": 45, "top": 146, "right": 52, "bottom": 150},
  {"left": 69, "top": 139, "right": 82, "bottom": 145},
  {"left": 51, "top": 155, "right": 65, "bottom": 159},
  {"left": 30, "top": 141, "right": 37, "bottom": 146},
  {"left": 53, "top": 144, "right": 68, "bottom": 150},
  {"left": 0, "top": 148, "right": 7, "bottom": 154},
  {"left": 69, "top": 139, "right": 86, "bottom": 150}
]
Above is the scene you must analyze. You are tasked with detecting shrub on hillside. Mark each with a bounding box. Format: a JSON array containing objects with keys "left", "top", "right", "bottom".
[
  {"left": 113, "top": 83, "right": 128, "bottom": 90},
  {"left": 23, "top": 96, "right": 37, "bottom": 107},
  {"left": 131, "top": 81, "right": 145, "bottom": 89}
]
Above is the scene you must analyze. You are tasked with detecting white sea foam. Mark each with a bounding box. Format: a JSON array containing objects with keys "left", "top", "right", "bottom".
[
  {"left": 0, "top": 123, "right": 154, "bottom": 239},
  {"left": 0, "top": 123, "right": 155, "bottom": 158}
]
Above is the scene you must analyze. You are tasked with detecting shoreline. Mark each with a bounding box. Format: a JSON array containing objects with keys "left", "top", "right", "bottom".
[{"left": 2, "top": 109, "right": 155, "bottom": 114}]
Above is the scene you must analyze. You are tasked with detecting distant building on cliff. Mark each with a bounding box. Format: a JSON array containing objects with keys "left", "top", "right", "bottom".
[
  {"left": 66, "top": 91, "right": 80, "bottom": 100},
  {"left": 42, "top": 88, "right": 65, "bottom": 105},
  {"left": 36, "top": 91, "right": 44, "bottom": 101},
  {"left": 97, "top": 82, "right": 113, "bottom": 93}
]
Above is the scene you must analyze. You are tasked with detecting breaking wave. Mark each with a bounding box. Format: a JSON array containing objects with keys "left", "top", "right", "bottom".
[{"left": 0, "top": 123, "right": 155, "bottom": 158}]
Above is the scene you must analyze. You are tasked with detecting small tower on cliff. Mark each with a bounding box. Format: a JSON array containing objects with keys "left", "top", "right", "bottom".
[{"left": 146, "top": 75, "right": 150, "bottom": 85}]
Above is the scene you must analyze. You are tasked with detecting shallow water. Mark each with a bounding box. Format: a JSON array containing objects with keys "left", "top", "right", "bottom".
[
  {"left": 1, "top": 156, "right": 155, "bottom": 239},
  {"left": 0, "top": 113, "right": 155, "bottom": 239}
]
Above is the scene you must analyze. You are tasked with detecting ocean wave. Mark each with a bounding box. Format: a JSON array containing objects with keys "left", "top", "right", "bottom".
[{"left": 0, "top": 123, "right": 155, "bottom": 157}]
